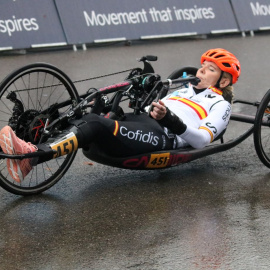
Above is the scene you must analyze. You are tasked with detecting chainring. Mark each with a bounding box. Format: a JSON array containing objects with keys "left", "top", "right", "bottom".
[{"left": 15, "top": 110, "right": 50, "bottom": 144}]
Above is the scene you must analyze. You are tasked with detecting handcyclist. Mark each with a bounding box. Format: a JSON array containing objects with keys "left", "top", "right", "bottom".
[{"left": 0, "top": 48, "right": 241, "bottom": 182}]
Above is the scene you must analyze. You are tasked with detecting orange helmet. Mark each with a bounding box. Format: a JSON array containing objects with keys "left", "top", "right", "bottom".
[{"left": 201, "top": 48, "right": 241, "bottom": 84}]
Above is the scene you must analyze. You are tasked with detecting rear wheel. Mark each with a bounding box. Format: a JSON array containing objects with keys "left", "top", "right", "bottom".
[
  {"left": 0, "top": 63, "right": 80, "bottom": 195},
  {"left": 254, "top": 89, "right": 270, "bottom": 168},
  {"left": 166, "top": 66, "right": 198, "bottom": 96},
  {"left": 167, "top": 66, "right": 198, "bottom": 80}
]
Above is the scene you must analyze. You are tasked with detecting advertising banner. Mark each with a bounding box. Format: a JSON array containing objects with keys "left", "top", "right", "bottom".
[
  {"left": 0, "top": 0, "right": 66, "bottom": 50},
  {"left": 55, "top": 0, "right": 239, "bottom": 44},
  {"left": 231, "top": 0, "right": 270, "bottom": 31}
]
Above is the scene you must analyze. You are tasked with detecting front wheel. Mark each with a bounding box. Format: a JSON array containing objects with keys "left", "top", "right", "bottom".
[
  {"left": 0, "top": 63, "right": 80, "bottom": 195},
  {"left": 254, "top": 89, "right": 270, "bottom": 168}
]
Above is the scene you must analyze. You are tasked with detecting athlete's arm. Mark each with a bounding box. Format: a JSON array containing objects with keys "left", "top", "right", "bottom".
[
  {"left": 151, "top": 100, "right": 187, "bottom": 135},
  {"left": 179, "top": 101, "right": 231, "bottom": 148}
]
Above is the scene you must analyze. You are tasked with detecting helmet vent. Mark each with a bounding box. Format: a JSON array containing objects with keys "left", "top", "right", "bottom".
[
  {"left": 208, "top": 52, "right": 216, "bottom": 57},
  {"left": 222, "top": 63, "right": 231, "bottom": 67},
  {"left": 215, "top": 54, "right": 225, "bottom": 58}
]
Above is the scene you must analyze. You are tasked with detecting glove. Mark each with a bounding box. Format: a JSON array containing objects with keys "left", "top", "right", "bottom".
[{"left": 157, "top": 107, "right": 187, "bottom": 135}]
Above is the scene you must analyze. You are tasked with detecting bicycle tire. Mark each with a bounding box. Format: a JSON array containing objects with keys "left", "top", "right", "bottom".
[
  {"left": 0, "top": 63, "right": 80, "bottom": 195},
  {"left": 254, "top": 89, "right": 270, "bottom": 168}
]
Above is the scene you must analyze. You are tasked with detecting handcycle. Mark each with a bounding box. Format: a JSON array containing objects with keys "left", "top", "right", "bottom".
[{"left": 0, "top": 55, "right": 269, "bottom": 196}]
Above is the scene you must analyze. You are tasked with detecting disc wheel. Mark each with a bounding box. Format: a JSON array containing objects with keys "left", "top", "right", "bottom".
[
  {"left": 0, "top": 63, "right": 80, "bottom": 195},
  {"left": 254, "top": 89, "right": 270, "bottom": 168}
]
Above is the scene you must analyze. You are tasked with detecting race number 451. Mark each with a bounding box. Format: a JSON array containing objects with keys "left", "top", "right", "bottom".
[
  {"left": 147, "top": 153, "right": 170, "bottom": 168},
  {"left": 50, "top": 132, "right": 78, "bottom": 158}
]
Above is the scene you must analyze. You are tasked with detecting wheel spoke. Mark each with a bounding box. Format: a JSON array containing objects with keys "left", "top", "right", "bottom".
[
  {"left": 254, "top": 94, "right": 270, "bottom": 168},
  {"left": 0, "top": 64, "right": 78, "bottom": 195}
]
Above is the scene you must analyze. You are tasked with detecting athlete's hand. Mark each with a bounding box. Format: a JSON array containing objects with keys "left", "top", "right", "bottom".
[{"left": 150, "top": 100, "right": 167, "bottom": 120}]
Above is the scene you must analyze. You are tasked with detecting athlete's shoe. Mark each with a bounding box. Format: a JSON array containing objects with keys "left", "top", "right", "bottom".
[{"left": 0, "top": 126, "right": 38, "bottom": 183}]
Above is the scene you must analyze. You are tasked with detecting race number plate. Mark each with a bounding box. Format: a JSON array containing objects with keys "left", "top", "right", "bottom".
[
  {"left": 50, "top": 132, "right": 78, "bottom": 158},
  {"left": 147, "top": 153, "right": 170, "bottom": 168}
]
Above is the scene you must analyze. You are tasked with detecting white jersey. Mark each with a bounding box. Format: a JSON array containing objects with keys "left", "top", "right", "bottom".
[{"left": 162, "top": 84, "right": 231, "bottom": 149}]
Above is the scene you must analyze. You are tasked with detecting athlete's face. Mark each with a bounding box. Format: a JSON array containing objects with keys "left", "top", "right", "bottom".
[{"left": 195, "top": 61, "right": 221, "bottom": 89}]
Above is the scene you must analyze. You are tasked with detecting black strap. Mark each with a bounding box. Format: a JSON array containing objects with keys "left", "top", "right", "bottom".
[{"left": 214, "top": 71, "right": 224, "bottom": 88}]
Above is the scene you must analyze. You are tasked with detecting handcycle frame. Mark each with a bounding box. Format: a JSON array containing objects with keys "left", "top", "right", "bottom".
[{"left": 0, "top": 55, "right": 270, "bottom": 195}]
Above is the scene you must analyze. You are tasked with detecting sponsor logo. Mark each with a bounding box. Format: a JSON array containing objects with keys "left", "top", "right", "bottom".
[
  {"left": 84, "top": 9, "right": 148, "bottom": 26},
  {"left": 251, "top": 2, "right": 270, "bottom": 16},
  {"left": 173, "top": 6, "right": 215, "bottom": 24},
  {"left": 205, "top": 94, "right": 216, "bottom": 99},
  {"left": 119, "top": 126, "right": 159, "bottom": 146},
  {"left": 222, "top": 105, "right": 231, "bottom": 121},
  {"left": 84, "top": 5, "right": 215, "bottom": 27},
  {"left": 205, "top": 122, "right": 217, "bottom": 135},
  {"left": 0, "top": 16, "right": 39, "bottom": 36}
]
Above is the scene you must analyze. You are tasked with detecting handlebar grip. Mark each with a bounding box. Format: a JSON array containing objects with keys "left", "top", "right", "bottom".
[{"left": 163, "top": 76, "right": 201, "bottom": 86}]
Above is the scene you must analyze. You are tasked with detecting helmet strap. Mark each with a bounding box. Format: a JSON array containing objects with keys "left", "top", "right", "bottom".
[{"left": 214, "top": 71, "right": 224, "bottom": 89}]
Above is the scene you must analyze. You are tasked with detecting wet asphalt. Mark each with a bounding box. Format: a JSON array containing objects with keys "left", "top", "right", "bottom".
[{"left": 1, "top": 33, "right": 270, "bottom": 270}]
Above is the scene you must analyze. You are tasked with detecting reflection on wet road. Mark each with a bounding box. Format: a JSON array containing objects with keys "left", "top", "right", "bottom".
[{"left": 1, "top": 35, "right": 270, "bottom": 269}]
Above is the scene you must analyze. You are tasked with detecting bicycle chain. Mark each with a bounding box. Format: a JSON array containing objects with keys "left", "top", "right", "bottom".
[
  {"left": 72, "top": 68, "right": 133, "bottom": 84},
  {"left": 13, "top": 68, "right": 134, "bottom": 92}
]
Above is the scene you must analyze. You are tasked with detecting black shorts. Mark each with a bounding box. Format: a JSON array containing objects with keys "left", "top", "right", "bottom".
[{"left": 80, "top": 113, "right": 173, "bottom": 157}]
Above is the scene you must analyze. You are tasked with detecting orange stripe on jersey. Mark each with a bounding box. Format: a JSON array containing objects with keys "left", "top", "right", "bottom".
[
  {"left": 169, "top": 97, "right": 208, "bottom": 120},
  {"left": 199, "top": 126, "right": 214, "bottom": 142},
  {"left": 113, "top": 121, "right": 119, "bottom": 136},
  {"left": 209, "top": 86, "right": 222, "bottom": 95}
]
